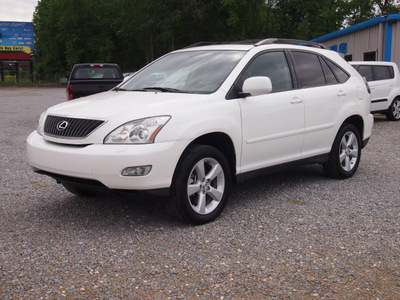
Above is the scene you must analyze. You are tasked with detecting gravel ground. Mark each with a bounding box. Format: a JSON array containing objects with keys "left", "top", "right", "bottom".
[{"left": 0, "top": 87, "right": 399, "bottom": 299}]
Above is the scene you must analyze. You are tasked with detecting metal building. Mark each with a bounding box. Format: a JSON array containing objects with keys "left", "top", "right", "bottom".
[{"left": 312, "top": 14, "right": 400, "bottom": 65}]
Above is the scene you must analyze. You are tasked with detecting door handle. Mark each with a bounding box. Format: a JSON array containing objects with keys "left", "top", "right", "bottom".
[
  {"left": 337, "top": 90, "right": 347, "bottom": 97},
  {"left": 290, "top": 97, "right": 303, "bottom": 104}
]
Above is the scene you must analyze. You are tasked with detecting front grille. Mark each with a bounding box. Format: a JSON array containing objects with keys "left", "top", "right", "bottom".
[{"left": 44, "top": 115, "right": 106, "bottom": 138}]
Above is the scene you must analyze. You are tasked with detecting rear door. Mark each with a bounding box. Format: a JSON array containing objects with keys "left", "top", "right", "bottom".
[
  {"left": 290, "top": 51, "right": 351, "bottom": 158},
  {"left": 370, "top": 65, "right": 395, "bottom": 111}
]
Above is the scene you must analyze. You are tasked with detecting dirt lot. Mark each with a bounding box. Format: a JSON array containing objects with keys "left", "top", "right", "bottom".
[{"left": 1, "top": 87, "right": 399, "bottom": 299}]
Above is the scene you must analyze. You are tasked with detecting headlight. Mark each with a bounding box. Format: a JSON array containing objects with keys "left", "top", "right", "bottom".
[
  {"left": 104, "top": 116, "right": 170, "bottom": 144},
  {"left": 36, "top": 111, "right": 47, "bottom": 136}
]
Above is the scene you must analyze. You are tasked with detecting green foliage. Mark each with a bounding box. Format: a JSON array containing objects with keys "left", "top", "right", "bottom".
[
  {"left": 273, "top": 0, "right": 347, "bottom": 40},
  {"left": 344, "top": 0, "right": 376, "bottom": 25},
  {"left": 375, "top": 0, "right": 400, "bottom": 14},
  {"left": 32, "top": 0, "right": 398, "bottom": 78}
]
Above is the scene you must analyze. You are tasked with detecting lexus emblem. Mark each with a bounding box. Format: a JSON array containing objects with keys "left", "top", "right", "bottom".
[{"left": 56, "top": 120, "right": 69, "bottom": 131}]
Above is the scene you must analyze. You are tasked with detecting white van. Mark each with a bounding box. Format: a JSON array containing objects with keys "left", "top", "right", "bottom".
[{"left": 351, "top": 61, "right": 400, "bottom": 121}]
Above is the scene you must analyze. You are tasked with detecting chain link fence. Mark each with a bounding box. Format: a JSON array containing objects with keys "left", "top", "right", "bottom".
[{"left": 0, "top": 62, "right": 66, "bottom": 86}]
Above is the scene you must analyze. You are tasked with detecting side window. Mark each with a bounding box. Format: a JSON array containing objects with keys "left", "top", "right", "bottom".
[
  {"left": 319, "top": 57, "right": 338, "bottom": 85},
  {"left": 325, "top": 60, "right": 350, "bottom": 83},
  {"left": 356, "top": 65, "right": 373, "bottom": 81},
  {"left": 373, "top": 66, "right": 394, "bottom": 80},
  {"left": 291, "top": 51, "right": 325, "bottom": 88},
  {"left": 241, "top": 51, "right": 293, "bottom": 93}
]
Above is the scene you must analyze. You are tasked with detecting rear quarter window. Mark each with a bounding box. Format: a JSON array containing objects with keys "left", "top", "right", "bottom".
[
  {"left": 325, "top": 60, "right": 350, "bottom": 83},
  {"left": 373, "top": 66, "right": 394, "bottom": 80},
  {"left": 319, "top": 58, "right": 338, "bottom": 85}
]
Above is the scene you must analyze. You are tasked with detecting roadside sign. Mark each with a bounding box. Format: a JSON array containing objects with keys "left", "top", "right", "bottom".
[{"left": 0, "top": 22, "right": 34, "bottom": 53}]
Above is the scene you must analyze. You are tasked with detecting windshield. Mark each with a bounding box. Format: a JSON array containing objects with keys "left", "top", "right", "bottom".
[{"left": 119, "top": 50, "right": 245, "bottom": 94}]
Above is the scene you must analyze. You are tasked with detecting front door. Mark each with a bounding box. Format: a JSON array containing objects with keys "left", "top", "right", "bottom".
[{"left": 237, "top": 51, "right": 305, "bottom": 173}]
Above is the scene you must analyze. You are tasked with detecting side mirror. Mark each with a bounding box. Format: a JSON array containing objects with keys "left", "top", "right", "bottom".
[
  {"left": 241, "top": 76, "right": 272, "bottom": 97},
  {"left": 60, "top": 77, "right": 68, "bottom": 84}
]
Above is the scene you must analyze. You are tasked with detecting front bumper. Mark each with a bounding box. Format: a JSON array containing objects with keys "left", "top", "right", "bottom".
[{"left": 26, "top": 131, "right": 187, "bottom": 191}]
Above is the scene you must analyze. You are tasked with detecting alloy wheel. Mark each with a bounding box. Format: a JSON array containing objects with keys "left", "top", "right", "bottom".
[
  {"left": 187, "top": 157, "right": 225, "bottom": 215},
  {"left": 339, "top": 131, "right": 359, "bottom": 171}
]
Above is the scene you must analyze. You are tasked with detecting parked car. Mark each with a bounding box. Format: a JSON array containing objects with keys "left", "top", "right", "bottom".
[
  {"left": 66, "top": 63, "right": 124, "bottom": 100},
  {"left": 27, "top": 39, "right": 374, "bottom": 224},
  {"left": 350, "top": 61, "right": 400, "bottom": 121}
]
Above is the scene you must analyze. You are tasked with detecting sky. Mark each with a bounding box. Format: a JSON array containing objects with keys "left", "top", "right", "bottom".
[{"left": 0, "top": 0, "right": 39, "bottom": 22}]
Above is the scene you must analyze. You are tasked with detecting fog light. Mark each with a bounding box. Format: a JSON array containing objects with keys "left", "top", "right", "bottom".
[{"left": 122, "top": 166, "right": 152, "bottom": 176}]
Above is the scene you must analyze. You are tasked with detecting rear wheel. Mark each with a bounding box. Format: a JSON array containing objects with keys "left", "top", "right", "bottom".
[
  {"left": 168, "top": 145, "right": 231, "bottom": 225},
  {"left": 323, "top": 124, "right": 361, "bottom": 179},
  {"left": 386, "top": 98, "right": 400, "bottom": 121}
]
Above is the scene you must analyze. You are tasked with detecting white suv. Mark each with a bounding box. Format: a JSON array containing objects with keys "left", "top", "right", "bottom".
[
  {"left": 350, "top": 61, "right": 400, "bottom": 121},
  {"left": 27, "top": 39, "right": 374, "bottom": 224}
]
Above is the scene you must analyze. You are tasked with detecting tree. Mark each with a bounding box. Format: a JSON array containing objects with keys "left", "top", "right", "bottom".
[
  {"left": 33, "top": 0, "right": 394, "bottom": 79},
  {"left": 374, "top": 0, "right": 400, "bottom": 14},
  {"left": 344, "top": 0, "right": 376, "bottom": 25},
  {"left": 272, "top": 0, "right": 346, "bottom": 40}
]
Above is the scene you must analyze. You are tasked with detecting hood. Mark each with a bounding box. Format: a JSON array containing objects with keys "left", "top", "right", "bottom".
[
  {"left": 47, "top": 90, "right": 208, "bottom": 120},
  {"left": 42, "top": 90, "right": 212, "bottom": 144}
]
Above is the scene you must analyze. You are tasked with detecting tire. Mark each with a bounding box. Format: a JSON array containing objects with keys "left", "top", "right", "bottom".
[
  {"left": 323, "top": 124, "right": 361, "bottom": 179},
  {"left": 168, "top": 145, "right": 231, "bottom": 225},
  {"left": 386, "top": 98, "right": 400, "bottom": 121}
]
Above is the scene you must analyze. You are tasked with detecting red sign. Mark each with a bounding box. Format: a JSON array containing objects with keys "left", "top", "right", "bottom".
[{"left": 0, "top": 52, "right": 30, "bottom": 60}]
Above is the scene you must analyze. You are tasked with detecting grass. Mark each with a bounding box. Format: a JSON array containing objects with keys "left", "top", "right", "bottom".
[{"left": 0, "top": 77, "right": 60, "bottom": 87}]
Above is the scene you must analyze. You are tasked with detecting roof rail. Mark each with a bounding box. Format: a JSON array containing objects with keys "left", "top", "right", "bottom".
[
  {"left": 184, "top": 42, "right": 229, "bottom": 48},
  {"left": 184, "top": 38, "right": 328, "bottom": 49},
  {"left": 255, "top": 38, "right": 328, "bottom": 49},
  {"left": 185, "top": 40, "right": 260, "bottom": 48}
]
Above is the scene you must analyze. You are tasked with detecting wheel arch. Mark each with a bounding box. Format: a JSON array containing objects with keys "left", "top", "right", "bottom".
[
  {"left": 387, "top": 91, "right": 400, "bottom": 105},
  {"left": 173, "top": 132, "right": 237, "bottom": 184},
  {"left": 342, "top": 115, "right": 364, "bottom": 141}
]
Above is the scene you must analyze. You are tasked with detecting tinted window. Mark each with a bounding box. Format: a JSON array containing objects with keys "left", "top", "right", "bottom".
[
  {"left": 241, "top": 51, "right": 293, "bottom": 92},
  {"left": 319, "top": 57, "right": 338, "bottom": 84},
  {"left": 356, "top": 65, "right": 373, "bottom": 81},
  {"left": 373, "top": 66, "right": 394, "bottom": 80},
  {"left": 325, "top": 60, "right": 350, "bottom": 83},
  {"left": 292, "top": 52, "right": 325, "bottom": 88}
]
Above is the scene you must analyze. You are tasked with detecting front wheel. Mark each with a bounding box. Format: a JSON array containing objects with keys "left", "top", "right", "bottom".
[
  {"left": 386, "top": 98, "right": 400, "bottom": 121},
  {"left": 323, "top": 124, "right": 361, "bottom": 179},
  {"left": 168, "top": 145, "right": 231, "bottom": 225}
]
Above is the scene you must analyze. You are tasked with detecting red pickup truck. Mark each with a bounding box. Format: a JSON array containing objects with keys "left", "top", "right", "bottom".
[{"left": 66, "top": 63, "right": 124, "bottom": 100}]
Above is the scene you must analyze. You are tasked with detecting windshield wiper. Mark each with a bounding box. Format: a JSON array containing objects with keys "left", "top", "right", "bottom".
[
  {"left": 116, "top": 87, "right": 185, "bottom": 93},
  {"left": 142, "top": 87, "right": 184, "bottom": 93}
]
